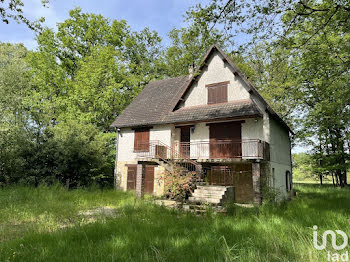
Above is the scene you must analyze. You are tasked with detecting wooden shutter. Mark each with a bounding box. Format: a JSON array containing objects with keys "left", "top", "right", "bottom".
[
  {"left": 127, "top": 165, "right": 137, "bottom": 190},
  {"left": 134, "top": 128, "right": 150, "bottom": 152},
  {"left": 206, "top": 81, "right": 229, "bottom": 104}
]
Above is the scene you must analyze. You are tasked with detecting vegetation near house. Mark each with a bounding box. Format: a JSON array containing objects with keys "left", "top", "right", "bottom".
[
  {"left": 0, "top": 0, "right": 349, "bottom": 260},
  {"left": 0, "top": 184, "right": 348, "bottom": 261}
]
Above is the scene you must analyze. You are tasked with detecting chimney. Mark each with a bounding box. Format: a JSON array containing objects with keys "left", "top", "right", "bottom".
[{"left": 188, "top": 64, "right": 194, "bottom": 78}]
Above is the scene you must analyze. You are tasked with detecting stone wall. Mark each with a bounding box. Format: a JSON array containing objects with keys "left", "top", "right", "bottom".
[
  {"left": 115, "top": 160, "right": 138, "bottom": 191},
  {"left": 116, "top": 161, "right": 165, "bottom": 197}
]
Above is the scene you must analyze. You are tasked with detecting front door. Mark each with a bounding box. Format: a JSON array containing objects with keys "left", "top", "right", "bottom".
[
  {"left": 144, "top": 166, "right": 155, "bottom": 194},
  {"left": 209, "top": 121, "right": 242, "bottom": 158},
  {"left": 180, "top": 126, "right": 191, "bottom": 158},
  {"left": 127, "top": 165, "right": 137, "bottom": 190}
]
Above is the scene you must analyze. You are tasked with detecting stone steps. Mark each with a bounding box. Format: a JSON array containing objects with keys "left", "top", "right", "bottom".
[{"left": 188, "top": 186, "right": 235, "bottom": 205}]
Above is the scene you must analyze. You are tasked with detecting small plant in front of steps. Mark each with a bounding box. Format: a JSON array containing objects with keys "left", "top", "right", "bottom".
[{"left": 160, "top": 167, "right": 200, "bottom": 202}]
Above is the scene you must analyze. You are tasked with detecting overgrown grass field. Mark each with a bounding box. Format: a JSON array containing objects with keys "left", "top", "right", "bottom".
[{"left": 0, "top": 184, "right": 349, "bottom": 261}]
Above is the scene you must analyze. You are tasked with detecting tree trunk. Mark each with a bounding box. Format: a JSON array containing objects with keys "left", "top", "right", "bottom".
[
  {"left": 319, "top": 174, "right": 323, "bottom": 185},
  {"left": 344, "top": 170, "right": 348, "bottom": 186},
  {"left": 332, "top": 173, "right": 336, "bottom": 187}
]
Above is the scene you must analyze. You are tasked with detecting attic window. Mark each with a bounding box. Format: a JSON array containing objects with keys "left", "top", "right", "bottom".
[{"left": 206, "top": 81, "right": 229, "bottom": 104}]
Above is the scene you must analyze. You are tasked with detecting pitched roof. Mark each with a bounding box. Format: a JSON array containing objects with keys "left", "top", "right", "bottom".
[
  {"left": 164, "top": 100, "right": 261, "bottom": 124},
  {"left": 111, "top": 44, "right": 293, "bottom": 134},
  {"left": 110, "top": 76, "right": 189, "bottom": 128}
]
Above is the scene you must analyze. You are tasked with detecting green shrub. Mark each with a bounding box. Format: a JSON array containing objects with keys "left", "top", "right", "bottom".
[
  {"left": 0, "top": 121, "right": 114, "bottom": 188},
  {"left": 161, "top": 168, "right": 200, "bottom": 201}
]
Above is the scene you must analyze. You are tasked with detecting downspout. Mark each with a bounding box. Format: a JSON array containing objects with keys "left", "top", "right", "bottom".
[{"left": 114, "top": 127, "right": 120, "bottom": 190}]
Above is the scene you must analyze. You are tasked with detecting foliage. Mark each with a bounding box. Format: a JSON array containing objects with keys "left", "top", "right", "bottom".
[
  {"left": 0, "top": 42, "right": 29, "bottom": 127},
  {"left": 0, "top": 8, "right": 167, "bottom": 188},
  {"left": 161, "top": 168, "right": 199, "bottom": 201},
  {"left": 292, "top": 153, "right": 318, "bottom": 182},
  {"left": 164, "top": 21, "right": 228, "bottom": 77},
  {"left": 0, "top": 122, "right": 114, "bottom": 188},
  {"left": 26, "top": 8, "right": 165, "bottom": 132},
  {"left": 228, "top": 44, "right": 302, "bottom": 127},
  {"left": 0, "top": 0, "right": 48, "bottom": 30},
  {"left": 0, "top": 184, "right": 349, "bottom": 261},
  {"left": 188, "top": 0, "right": 350, "bottom": 185}
]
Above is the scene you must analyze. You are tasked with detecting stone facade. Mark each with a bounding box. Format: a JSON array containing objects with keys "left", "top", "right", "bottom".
[{"left": 116, "top": 161, "right": 166, "bottom": 197}]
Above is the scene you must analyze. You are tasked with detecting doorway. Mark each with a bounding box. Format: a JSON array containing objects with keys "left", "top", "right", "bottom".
[
  {"left": 209, "top": 121, "right": 242, "bottom": 158},
  {"left": 144, "top": 165, "right": 155, "bottom": 194},
  {"left": 180, "top": 126, "right": 191, "bottom": 158},
  {"left": 127, "top": 165, "right": 137, "bottom": 190}
]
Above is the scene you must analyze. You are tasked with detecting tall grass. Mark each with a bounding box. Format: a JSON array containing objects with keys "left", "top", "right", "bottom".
[{"left": 0, "top": 184, "right": 349, "bottom": 261}]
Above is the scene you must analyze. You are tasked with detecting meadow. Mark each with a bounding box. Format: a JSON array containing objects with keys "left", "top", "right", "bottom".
[{"left": 0, "top": 184, "right": 349, "bottom": 261}]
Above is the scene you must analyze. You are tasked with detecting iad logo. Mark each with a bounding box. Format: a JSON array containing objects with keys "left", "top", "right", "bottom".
[{"left": 313, "top": 225, "right": 349, "bottom": 261}]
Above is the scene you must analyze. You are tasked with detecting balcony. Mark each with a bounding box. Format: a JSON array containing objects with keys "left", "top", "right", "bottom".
[
  {"left": 136, "top": 139, "right": 270, "bottom": 161},
  {"left": 174, "top": 140, "right": 270, "bottom": 161}
]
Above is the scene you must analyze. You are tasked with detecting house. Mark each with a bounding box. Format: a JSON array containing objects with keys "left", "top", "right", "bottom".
[{"left": 111, "top": 45, "right": 293, "bottom": 205}]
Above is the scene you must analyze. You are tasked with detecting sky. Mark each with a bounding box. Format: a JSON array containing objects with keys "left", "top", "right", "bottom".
[{"left": 0, "top": 0, "right": 200, "bottom": 50}]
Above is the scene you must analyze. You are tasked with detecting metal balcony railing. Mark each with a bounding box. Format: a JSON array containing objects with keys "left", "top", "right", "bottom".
[
  {"left": 135, "top": 139, "right": 270, "bottom": 161},
  {"left": 172, "top": 139, "right": 270, "bottom": 160}
]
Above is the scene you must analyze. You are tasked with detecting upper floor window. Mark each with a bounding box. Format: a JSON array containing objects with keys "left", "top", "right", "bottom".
[
  {"left": 206, "top": 81, "right": 229, "bottom": 105},
  {"left": 134, "top": 127, "right": 150, "bottom": 152}
]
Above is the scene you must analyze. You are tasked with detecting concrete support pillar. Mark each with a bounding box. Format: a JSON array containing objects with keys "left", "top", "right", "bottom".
[
  {"left": 136, "top": 164, "right": 145, "bottom": 198},
  {"left": 252, "top": 161, "right": 262, "bottom": 205}
]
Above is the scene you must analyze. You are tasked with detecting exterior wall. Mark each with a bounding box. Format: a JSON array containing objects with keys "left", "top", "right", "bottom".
[
  {"left": 116, "top": 161, "right": 165, "bottom": 196},
  {"left": 115, "top": 160, "right": 138, "bottom": 191},
  {"left": 117, "top": 125, "right": 172, "bottom": 162},
  {"left": 268, "top": 118, "right": 292, "bottom": 199},
  {"left": 154, "top": 165, "right": 165, "bottom": 196},
  {"left": 242, "top": 118, "right": 264, "bottom": 141},
  {"left": 117, "top": 128, "right": 137, "bottom": 162},
  {"left": 190, "top": 122, "right": 210, "bottom": 159},
  {"left": 150, "top": 125, "right": 172, "bottom": 146},
  {"left": 179, "top": 51, "right": 250, "bottom": 108}
]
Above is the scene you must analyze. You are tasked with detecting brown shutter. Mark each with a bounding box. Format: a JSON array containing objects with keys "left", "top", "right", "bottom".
[
  {"left": 208, "top": 87, "right": 215, "bottom": 104},
  {"left": 206, "top": 81, "right": 228, "bottom": 104},
  {"left": 134, "top": 128, "right": 150, "bottom": 152}
]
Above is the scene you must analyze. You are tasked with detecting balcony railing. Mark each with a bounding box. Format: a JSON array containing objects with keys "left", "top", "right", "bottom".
[
  {"left": 136, "top": 139, "right": 270, "bottom": 161},
  {"left": 135, "top": 140, "right": 201, "bottom": 172}
]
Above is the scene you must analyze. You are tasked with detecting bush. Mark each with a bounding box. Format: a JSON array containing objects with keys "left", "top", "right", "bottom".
[
  {"left": 0, "top": 121, "right": 115, "bottom": 188},
  {"left": 161, "top": 167, "right": 200, "bottom": 201}
]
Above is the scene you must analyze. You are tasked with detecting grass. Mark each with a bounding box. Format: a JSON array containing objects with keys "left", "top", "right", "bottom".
[{"left": 0, "top": 184, "right": 349, "bottom": 261}]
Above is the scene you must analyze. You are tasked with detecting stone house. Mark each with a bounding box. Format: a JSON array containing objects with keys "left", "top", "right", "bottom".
[{"left": 111, "top": 45, "right": 293, "bottom": 205}]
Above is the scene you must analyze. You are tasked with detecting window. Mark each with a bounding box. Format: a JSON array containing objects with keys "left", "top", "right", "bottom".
[
  {"left": 285, "top": 171, "right": 292, "bottom": 192},
  {"left": 207, "top": 81, "right": 229, "bottom": 104},
  {"left": 134, "top": 128, "right": 150, "bottom": 152}
]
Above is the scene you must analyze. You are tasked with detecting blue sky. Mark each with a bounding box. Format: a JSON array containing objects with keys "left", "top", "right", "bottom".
[{"left": 0, "top": 0, "right": 200, "bottom": 49}]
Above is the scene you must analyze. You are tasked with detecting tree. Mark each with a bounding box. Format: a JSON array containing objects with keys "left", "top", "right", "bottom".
[
  {"left": 187, "top": 0, "right": 350, "bottom": 48},
  {"left": 228, "top": 44, "right": 302, "bottom": 127},
  {"left": 187, "top": 0, "right": 350, "bottom": 186},
  {"left": 1, "top": 9, "right": 167, "bottom": 188},
  {"left": 0, "top": 43, "right": 29, "bottom": 127},
  {"left": 26, "top": 8, "right": 165, "bottom": 132},
  {"left": 0, "top": 0, "right": 48, "bottom": 30},
  {"left": 164, "top": 22, "right": 228, "bottom": 77}
]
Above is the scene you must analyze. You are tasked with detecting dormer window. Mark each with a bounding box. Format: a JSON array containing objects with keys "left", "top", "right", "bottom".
[{"left": 206, "top": 81, "right": 229, "bottom": 104}]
